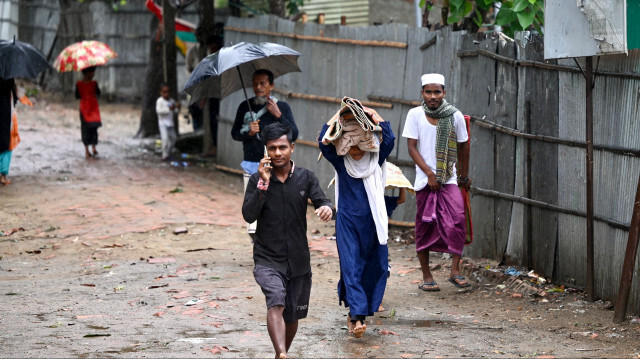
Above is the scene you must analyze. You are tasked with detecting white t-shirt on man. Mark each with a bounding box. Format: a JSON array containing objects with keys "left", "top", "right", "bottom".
[{"left": 402, "top": 106, "right": 468, "bottom": 191}]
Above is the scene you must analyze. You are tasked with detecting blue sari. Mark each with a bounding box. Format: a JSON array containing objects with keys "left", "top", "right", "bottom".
[{"left": 318, "top": 121, "right": 395, "bottom": 317}]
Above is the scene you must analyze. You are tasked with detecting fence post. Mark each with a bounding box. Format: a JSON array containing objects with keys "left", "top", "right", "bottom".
[
  {"left": 613, "top": 174, "right": 640, "bottom": 323},
  {"left": 585, "top": 56, "right": 595, "bottom": 301}
]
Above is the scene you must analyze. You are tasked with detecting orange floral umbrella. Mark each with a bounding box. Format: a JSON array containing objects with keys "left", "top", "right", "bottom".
[{"left": 53, "top": 41, "right": 117, "bottom": 72}]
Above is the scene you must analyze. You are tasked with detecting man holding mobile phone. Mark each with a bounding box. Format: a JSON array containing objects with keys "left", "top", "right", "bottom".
[{"left": 243, "top": 122, "right": 333, "bottom": 359}]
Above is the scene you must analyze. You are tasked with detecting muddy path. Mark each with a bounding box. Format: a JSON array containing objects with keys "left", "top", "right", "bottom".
[{"left": 1, "top": 96, "right": 639, "bottom": 358}]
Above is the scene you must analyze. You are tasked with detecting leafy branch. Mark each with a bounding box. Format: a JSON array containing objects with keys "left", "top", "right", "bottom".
[{"left": 420, "top": 0, "right": 544, "bottom": 38}]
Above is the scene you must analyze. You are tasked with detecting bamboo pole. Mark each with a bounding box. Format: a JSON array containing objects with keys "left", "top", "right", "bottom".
[
  {"left": 225, "top": 26, "right": 408, "bottom": 49},
  {"left": 296, "top": 139, "right": 319, "bottom": 148},
  {"left": 388, "top": 219, "right": 415, "bottom": 228},
  {"left": 585, "top": 56, "right": 595, "bottom": 302},
  {"left": 471, "top": 187, "right": 630, "bottom": 231},
  {"left": 613, "top": 174, "right": 640, "bottom": 322},
  {"left": 273, "top": 88, "right": 393, "bottom": 109},
  {"left": 368, "top": 95, "right": 421, "bottom": 107},
  {"left": 458, "top": 49, "right": 640, "bottom": 80},
  {"left": 468, "top": 116, "right": 640, "bottom": 157},
  {"left": 368, "top": 95, "right": 640, "bottom": 157},
  {"left": 214, "top": 164, "right": 244, "bottom": 176}
]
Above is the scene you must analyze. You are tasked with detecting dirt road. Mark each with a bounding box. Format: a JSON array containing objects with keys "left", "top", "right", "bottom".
[{"left": 1, "top": 96, "right": 639, "bottom": 358}]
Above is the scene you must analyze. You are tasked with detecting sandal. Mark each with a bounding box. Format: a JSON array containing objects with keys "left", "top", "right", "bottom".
[
  {"left": 418, "top": 281, "right": 440, "bottom": 292},
  {"left": 448, "top": 275, "right": 471, "bottom": 288}
]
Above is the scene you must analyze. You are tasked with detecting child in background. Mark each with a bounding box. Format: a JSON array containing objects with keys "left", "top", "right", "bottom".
[
  {"left": 75, "top": 66, "right": 101, "bottom": 158},
  {"left": 156, "top": 83, "right": 181, "bottom": 161}
]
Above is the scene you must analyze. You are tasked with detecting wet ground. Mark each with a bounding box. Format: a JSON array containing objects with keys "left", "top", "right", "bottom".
[{"left": 1, "top": 94, "right": 640, "bottom": 358}]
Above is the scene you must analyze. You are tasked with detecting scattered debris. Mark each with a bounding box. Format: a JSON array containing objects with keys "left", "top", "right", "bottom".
[
  {"left": 147, "top": 257, "right": 176, "bottom": 264},
  {"left": 102, "top": 243, "right": 125, "bottom": 248},
  {"left": 377, "top": 329, "right": 398, "bottom": 335},
  {"left": 148, "top": 284, "right": 169, "bottom": 289},
  {"left": 203, "top": 345, "right": 229, "bottom": 355},
  {"left": 185, "top": 247, "right": 217, "bottom": 252},
  {"left": 185, "top": 299, "right": 203, "bottom": 306},
  {"left": 2, "top": 227, "right": 25, "bottom": 236},
  {"left": 173, "top": 227, "right": 188, "bottom": 235}
]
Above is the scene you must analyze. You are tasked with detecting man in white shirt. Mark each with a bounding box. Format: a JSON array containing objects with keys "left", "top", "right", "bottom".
[{"left": 402, "top": 73, "right": 471, "bottom": 291}]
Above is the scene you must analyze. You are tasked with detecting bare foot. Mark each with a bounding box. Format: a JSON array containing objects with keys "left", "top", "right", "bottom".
[
  {"left": 347, "top": 315, "right": 354, "bottom": 334},
  {"left": 378, "top": 304, "right": 385, "bottom": 312},
  {"left": 353, "top": 321, "right": 366, "bottom": 338},
  {"left": 278, "top": 353, "right": 286, "bottom": 359},
  {"left": 0, "top": 175, "right": 10, "bottom": 186},
  {"left": 85, "top": 151, "right": 92, "bottom": 158}
]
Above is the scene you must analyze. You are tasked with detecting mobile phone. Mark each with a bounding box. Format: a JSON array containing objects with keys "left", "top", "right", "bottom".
[{"left": 264, "top": 146, "right": 270, "bottom": 167}]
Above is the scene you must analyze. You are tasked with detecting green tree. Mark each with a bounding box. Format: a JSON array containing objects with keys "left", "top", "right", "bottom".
[
  {"left": 421, "top": 0, "right": 543, "bottom": 38},
  {"left": 230, "top": 0, "right": 305, "bottom": 18}
]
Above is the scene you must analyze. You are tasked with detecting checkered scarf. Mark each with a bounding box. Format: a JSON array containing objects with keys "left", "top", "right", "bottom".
[{"left": 422, "top": 99, "right": 458, "bottom": 183}]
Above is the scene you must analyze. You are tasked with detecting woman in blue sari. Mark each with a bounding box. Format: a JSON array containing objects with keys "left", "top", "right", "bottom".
[{"left": 318, "top": 105, "right": 395, "bottom": 337}]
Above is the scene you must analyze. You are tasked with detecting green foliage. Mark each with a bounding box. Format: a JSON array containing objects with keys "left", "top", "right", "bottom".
[
  {"left": 494, "top": 0, "right": 544, "bottom": 37},
  {"left": 240, "top": 0, "right": 305, "bottom": 16},
  {"left": 286, "top": 0, "right": 305, "bottom": 15},
  {"left": 428, "top": 0, "right": 544, "bottom": 38}
]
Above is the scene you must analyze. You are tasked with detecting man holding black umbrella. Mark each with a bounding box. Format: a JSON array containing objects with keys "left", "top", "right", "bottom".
[{"left": 231, "top": 69, "right": 298, "bottom": 237}]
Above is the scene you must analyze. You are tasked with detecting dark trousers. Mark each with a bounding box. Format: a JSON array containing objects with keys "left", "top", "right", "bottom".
[{"left": 80, "top": 116, "right": 100, "bottom": 146}]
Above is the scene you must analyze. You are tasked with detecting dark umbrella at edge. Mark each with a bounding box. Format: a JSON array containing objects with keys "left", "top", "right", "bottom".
[{"left": 0, "top": 36, "right": 51, "bottom": 80}]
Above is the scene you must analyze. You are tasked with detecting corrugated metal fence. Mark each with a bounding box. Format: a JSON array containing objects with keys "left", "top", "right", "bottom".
[{"left": 219, "top": 16, "right": 640, "bottom": 314}]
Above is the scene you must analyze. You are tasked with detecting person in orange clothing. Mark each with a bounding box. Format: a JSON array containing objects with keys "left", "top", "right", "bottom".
[{"left": 75, "top": 66, "right": 102, "bottom": 158}]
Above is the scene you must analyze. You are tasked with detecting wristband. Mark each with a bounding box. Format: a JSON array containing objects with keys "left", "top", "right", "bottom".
[{"left": 257, "top": 178, "right": 269, "bottom": 191}]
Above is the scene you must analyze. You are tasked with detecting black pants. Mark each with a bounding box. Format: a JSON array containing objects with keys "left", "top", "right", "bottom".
[{"left": 80, "top": 117, "right": 101, "bottom": 146}]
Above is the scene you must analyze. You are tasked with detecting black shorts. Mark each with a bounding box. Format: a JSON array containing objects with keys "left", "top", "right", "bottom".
[{"left": 253, "top": 264, "right": 312, "bottom": 323}]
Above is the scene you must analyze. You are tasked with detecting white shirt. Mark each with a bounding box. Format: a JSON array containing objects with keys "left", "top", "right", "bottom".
[
  {"left": 156, "top": 97, "right": 176, "bottom": 128},
  {"left": 402, "top": 106, "right": 468, "bottom": 191}
]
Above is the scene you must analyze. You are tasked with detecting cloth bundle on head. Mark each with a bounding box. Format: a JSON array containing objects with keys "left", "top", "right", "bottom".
[{"left": 321, "top": 96, "right": 384, "bottom": 156}]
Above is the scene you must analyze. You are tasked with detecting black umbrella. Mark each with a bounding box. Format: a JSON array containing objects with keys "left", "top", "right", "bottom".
[
  {"left": 0, "top": 36, "right": 50, "bottom": 80},
  {"left": 183, "top": 41, "right": 301, "bottom": 106}
]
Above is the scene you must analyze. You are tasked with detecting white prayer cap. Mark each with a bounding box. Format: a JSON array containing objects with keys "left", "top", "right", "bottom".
[{"left": 421, "top": 73, "right": 445, "bottom": 87}]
